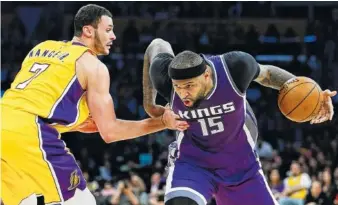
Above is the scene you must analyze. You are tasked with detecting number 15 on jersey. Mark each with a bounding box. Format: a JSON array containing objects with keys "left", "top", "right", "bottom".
[{"left": 197, "top": 116, "right": 225, "bottom": 136}]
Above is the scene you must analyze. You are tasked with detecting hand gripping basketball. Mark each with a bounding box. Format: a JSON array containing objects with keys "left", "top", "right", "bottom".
[
  {"left": 310, "top": 89, "right": 337, "bottom": 124},
  {"left": 278, "top": 77, "right": 336, "bottom": 123}
]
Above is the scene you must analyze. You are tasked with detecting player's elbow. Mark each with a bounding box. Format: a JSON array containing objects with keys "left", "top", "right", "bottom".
[
  {"left": 97, "top": 124, "right": 120, "bottom": 143},
  {"left": 143, "top": 104, "right": 155, "bottom": 115},
  {"left": 150, "top": 38, "right": 168, "bottom": 47},
  {"left": 147, "top": 38, "right": 171, "bottom": 53},
  {"left": 100, "top": 132, "right": 119, "bottom": 143}
]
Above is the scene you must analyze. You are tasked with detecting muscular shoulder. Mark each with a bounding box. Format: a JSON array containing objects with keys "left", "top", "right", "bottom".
[
  {"left": 221, "top": 51, "right": 260, "bottom": 93},
  {"left": 151, "top": 53, "right": 174, "bottom": 68},
  {"left": 222, "top": 51, "right": 257, "bottom": 71},
  {"left": 149, "top": 53, "right": 174, "bottom": 102},
  {"left": 150, "top": 52, "right": 174, "bottom": 82},
  {"left": 76, "top": 52, "right": 108, "bottom": 90}
]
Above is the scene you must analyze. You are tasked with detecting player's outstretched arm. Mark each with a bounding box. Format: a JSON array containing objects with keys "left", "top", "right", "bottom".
[
  {"left": 143, "top": 38, "right": 174, "bottom": 118},
  {"left": 255, "top": 63, "right": 336, "bottom": 123},
  {"left": 254, "top": 64, "right": 296, "bottom": 90},
  {"left": 79, "top": 53, "right": 189, "bottom": 143}
]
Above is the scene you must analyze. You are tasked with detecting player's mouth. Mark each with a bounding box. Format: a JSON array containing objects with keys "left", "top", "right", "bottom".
[
  {"left": 183, "top": 100, "right": 192, "bottom": 106},
  {"left": 106, "top": 42, "right": 112, "bottom": 49}
]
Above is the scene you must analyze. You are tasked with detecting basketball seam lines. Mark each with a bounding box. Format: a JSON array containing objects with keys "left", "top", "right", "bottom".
[
  {"left": 285, "top": 84, "right": 316, "bottom": 116},
  {"left": 299, "top": 85, "right": 321, "bottom": 122},
  {"left": 278, "top": 82, "right": 313, "bottom": 107}
]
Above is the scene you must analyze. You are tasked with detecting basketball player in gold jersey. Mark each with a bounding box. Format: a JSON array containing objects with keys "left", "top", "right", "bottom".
[{"left": 1, "top": 4, "right": 189, "bottom": 205}]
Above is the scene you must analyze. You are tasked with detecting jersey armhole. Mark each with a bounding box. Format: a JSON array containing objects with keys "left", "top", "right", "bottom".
[
  {"left": 75, "top": 49, "right": 92, "bottom": 91},
  {"left": 220, "top": 55, "right": 245, "bottom": 97}
]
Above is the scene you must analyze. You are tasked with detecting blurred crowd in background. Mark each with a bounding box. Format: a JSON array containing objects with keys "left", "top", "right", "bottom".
[{"left": 1, "top": 2, "right": 338, "bottom": 205}]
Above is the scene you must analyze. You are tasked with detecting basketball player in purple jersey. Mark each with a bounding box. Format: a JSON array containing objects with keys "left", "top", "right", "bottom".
[{"left": 142, "top": 39, "right": 336, "bottom": 205}]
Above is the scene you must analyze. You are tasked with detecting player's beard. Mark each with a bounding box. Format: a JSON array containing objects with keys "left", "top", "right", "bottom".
[
  {"left": 93, "top": 30, "right": 106, "bottom": 55},
  {"left": 190, "top": 84, "right": 208, "bottom": 109}
]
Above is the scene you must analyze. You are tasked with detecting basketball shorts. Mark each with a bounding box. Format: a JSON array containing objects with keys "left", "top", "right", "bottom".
[
  {"left": 164, "top": 143, "right": 279, "bottom": 205},
  {"left": 1, "top": 110, "right": 93, "bottom": 205}
]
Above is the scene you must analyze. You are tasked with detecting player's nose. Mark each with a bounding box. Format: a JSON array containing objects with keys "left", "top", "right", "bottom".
[
  {"left": 179, "top": 91, "right": 187, "bottom": 98},
  {"left": 110, "top": 32, "right": 116, "bottom": 41}
]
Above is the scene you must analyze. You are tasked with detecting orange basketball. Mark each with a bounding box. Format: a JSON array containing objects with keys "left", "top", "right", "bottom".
[{"left": 278, "top": 77, "right": 323, "bottom": 123}]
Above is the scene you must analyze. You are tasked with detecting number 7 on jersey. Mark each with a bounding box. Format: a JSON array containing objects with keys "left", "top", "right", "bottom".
[{"left": 16, "top": 63, "right": 50, "bottom": 89}]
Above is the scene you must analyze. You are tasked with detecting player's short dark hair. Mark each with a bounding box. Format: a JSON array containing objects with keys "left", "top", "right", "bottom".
[
  {"left": 169, "top": 51, "right": 203, "bottom": 70},
  {"left": 74, "top": 4, "right": 112, "bottom": 37}
]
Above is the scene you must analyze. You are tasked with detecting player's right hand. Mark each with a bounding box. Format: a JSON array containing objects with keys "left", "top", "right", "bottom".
[
  {"left": 310, "top": 89, "right": 337, "bottom": 124},
  {"left": 161, "top": 109, "right": 189, "bottom": 131}
]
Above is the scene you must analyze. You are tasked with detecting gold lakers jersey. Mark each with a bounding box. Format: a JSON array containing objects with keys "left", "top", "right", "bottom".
[{"left": 1, "top": 40, "right": 91, "bottom": 133}]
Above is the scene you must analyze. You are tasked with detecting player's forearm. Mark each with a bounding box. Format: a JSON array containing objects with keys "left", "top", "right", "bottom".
[
  {"left": 102, "top": 117, "right": 166, "bottom": 143},
  {"left": 255, "top": 64, "right": 296, "bottom": 90},
  {"left": 142, "top": 52, "right": 164, "bottom": 118}
]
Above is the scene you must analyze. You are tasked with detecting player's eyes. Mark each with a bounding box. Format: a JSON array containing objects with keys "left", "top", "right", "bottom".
[{"left": 106, "top": 29, "right": 112, "bottom": 32}]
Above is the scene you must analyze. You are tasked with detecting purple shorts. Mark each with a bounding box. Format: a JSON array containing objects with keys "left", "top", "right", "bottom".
[{"left": 165, "top": 160, "right": 278, "bottom": 205}]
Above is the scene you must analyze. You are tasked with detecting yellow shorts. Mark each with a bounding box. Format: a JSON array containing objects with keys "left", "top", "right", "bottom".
[{"left": 1, "top": 109, "right": 86, "bottom": 205}]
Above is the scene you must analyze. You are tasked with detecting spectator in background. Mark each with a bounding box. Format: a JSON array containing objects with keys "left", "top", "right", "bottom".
[
  {"left": 279, "top": 162, "right": 312, "bottom": 205},
  {"left": 100, "top": 161, "right": 113, "bottom": 182},
  {"left": 322, "top": 168, "right": 338, "bottom": 204},
  {"left": 83, "top": 172, "right": 100, "bottom": 193},
  {"left": 269, "top": 169, "right": 285, "bottom": 201},
  {"left": 148, "top": 172, "right": 166, "bottom": 205},
  {"left": 95, "top": 181, "right": 118, "bottom": 205},
  {"left": 149, "top": 172, "right": 162, "bottom": 195},
  {"left": 264, "top": 23, "right": 280, "bottom": 39},
  {"left": 111, "top": 173, "right": 148, "bottom": 205},
  {"left": 130, "top": 173, "right": 147, "bottom": 197},
  {"left": 322, "top": 169, "right": 338, "bottom": 204},
  {"left": 304, "top": 181, "right": 330, "bottom": 205}
]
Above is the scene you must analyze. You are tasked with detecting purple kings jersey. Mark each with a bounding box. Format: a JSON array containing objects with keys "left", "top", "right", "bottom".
[{"left": 170, "top": 54, "right": 260, "bottom": 183}]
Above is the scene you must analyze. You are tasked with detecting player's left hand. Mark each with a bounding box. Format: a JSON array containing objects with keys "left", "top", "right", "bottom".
[{"left": 310, "top": 89, "right": 337, "bottom": 124}]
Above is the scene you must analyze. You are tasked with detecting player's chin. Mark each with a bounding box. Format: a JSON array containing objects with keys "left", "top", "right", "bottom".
[
  {"left": 101, "top": 45, "right": 111, "bottom": 55},
  {"left": 102, "top": 48, "right": 110, "bottom": 55}
]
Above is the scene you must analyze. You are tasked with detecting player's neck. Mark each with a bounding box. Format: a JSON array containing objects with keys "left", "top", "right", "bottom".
[{"left": 72, "top": 37, "right": 95, "bottom": 51}]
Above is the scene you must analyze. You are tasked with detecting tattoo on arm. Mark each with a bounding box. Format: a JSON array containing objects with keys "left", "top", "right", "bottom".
[
  {"left": 142, "top": 39, "right": 174, "bottom": 117},
  {"left": 142, "top": 53, "right": 156, "bottom": 108},
  {"left": 255, "top": 64, "right": 296, "bottom": 90}
]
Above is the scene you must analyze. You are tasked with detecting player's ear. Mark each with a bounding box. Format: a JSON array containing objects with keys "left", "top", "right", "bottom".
[
  {"left": 203, "top": 67, "right": 210, "bottom": 79},
  {"left": 82, "top": 25, "right": 94, "bottom": 38}
]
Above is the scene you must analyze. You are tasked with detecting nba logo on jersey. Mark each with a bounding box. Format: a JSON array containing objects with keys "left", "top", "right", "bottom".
[{"left": 68, "top": 170, "right": 80, "bottom": 191}]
